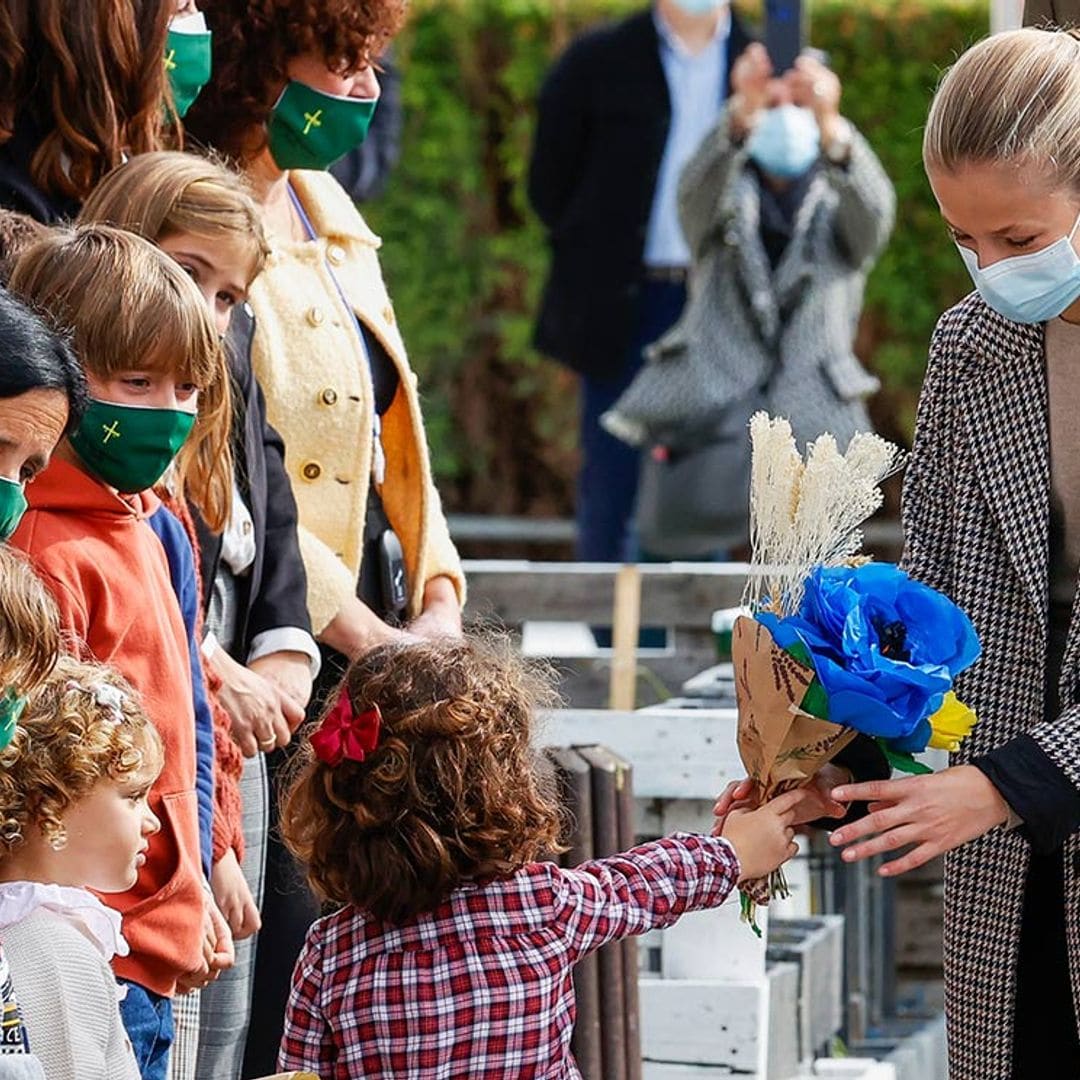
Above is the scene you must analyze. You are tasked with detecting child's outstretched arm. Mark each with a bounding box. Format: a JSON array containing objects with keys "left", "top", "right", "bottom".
[{"left": 555, "top": 789, "right": 802, "bottom": 960}]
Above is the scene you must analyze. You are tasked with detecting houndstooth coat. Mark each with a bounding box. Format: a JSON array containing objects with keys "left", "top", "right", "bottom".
[{"left": 902, "top": 292, "right": 1080, "bottom": 1078}]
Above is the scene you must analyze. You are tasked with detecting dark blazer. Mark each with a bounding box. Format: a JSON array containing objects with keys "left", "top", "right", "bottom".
[
  {"left": 194, "top": 303, "right": 313, "bottom": 655},
  {"left": 527, "top": 7, "right": 752, "bottom": 381},
  {"left": 1024, "top": 0, "right": 1079, "bottom": 25},
  {"left": 0, "top": 117, "right": 79, "bottom": 224}
]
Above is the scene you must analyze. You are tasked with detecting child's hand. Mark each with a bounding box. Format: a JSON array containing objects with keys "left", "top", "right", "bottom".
[
  {"left": 211, "top": 849, "right": 262, "bottom": 941},
  {"left": 721, "top": 788, "right": 802, "bottom": 883},
  {"left": 207, "top": 895, "right": 235, "bottom": 975}
]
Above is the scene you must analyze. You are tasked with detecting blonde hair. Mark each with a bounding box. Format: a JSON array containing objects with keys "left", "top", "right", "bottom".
[
  {"left": 6, "top": 224, "right": 233, "bottom": 531},
  {"left": 0, "top": 655, "right": 163, "bottom": 852},
  {"left": 924, "top": 27, "right": 1080, "bottom": 192},
  {"left": 79, "top": 151, "right": 270, "bottom": 287},
  {"left": 0, "top": 546, "right": 60, "bottom": 695}
]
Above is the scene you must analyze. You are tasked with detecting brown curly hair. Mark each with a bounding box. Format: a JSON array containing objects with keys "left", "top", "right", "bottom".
[
  {"left": 0, "top": 1, "right": 173, "bottom": 205},
  {"left": 0, "top": 654, "right": 163, "bottom": 852},
  {"left": 280, "top": 636, "right": 567, "bottom": 924},
  {"left": 184, "top": 0, "right": 407, "bottom": 164}
]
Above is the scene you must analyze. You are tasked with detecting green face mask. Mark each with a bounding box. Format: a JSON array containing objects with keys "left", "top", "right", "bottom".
[
  {"left": 0, "top": 476, "right": 26, "bottom": 542},
  {"left": 267, "top": 80, "right": 378, "bottom": 172},
  {"left": 69, "top": 399, "right": 196, "bottom": 494},
  {"left": 165, "top": 13, "right": 212, "bottom": 119},
  {"left": 0, "top": 688, "right": 25, "bottom": 751}
]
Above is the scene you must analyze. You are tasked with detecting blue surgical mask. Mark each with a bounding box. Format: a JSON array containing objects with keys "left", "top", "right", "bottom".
[
  {"left": 746, "top": 104, "right": 820, "bottom": 180},
  {"left": 956, "top": 213, "right": 1080, "bottom": 324},
  {"left": 671, "top": 0, "right": 725, "bottom": 13}
]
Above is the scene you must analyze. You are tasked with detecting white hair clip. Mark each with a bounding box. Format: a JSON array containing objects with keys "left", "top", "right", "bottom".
[{"left": 93, "top": 684, "right": 126, "bottom": 726}]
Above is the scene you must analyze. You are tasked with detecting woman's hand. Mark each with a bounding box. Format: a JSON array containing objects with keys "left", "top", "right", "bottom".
[
  {"left": 786, "top": 54, "right": 843, "bottom": 145},
  {"left": 729, "top": 43, "right": 772, "bottom": 135},
  {"left": 248, "top": 650, "right": 313, "bottom": 720},
  {"left": 828, "top": 765, "right": 1011, "bottom": 876},
  {"left": 211, "top": 849, "right": 262, "bottom": 942},
  {"left": 713, "top": 764, "right": 851, "bottom": 833},
  {"left": 407, "top": 576, "right": 463, "bottom": 643},
  {"left": 210, "top": 646, "right": 296, "bottom": 756},
  {"left": 318, "top": 595, "right": 421, "bottom": 659}
]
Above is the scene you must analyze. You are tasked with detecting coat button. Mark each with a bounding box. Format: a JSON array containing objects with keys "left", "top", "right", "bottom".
[
  {"left": 242, "top": 520, "right": 253, "bottom": 536},
  {"left": 327, "top": 244, "right": 346, "bottom": 265},
  {"left": 383, "top": 304, "right": 395, "bottom": 326},
  {"left": 306, "top": 307, "right": 325, "bottom": 327},
  {"left": 301, "top": 461, "right": 322, "bottom": 481},
  {"left": 320, "top": 388, "right": 338, "bottom": 406}
]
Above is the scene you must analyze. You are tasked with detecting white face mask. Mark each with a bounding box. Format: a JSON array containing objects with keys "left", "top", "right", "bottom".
[
  {"left": 956, "top": 210, "right": 1080, "bottom": 324},
  {"left": 670, "top": 0, "right": 725, "bottom": 15}
]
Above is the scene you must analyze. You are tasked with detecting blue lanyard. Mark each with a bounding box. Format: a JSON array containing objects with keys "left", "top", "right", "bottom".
[{"left": 287, "top": 183, "right": 386, "bottom": 484}]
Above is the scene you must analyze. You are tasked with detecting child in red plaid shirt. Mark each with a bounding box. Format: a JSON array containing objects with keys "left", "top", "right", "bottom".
[{"left": 278, "top": 636, "right": 801, "bottom": 1079}]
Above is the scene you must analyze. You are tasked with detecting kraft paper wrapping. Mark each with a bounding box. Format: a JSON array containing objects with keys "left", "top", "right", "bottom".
[{"left": 732, "top": 616, "right": 856, "bottom": 909}]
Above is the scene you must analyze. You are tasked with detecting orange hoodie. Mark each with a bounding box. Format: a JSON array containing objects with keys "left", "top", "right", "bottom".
[{"left": 10, "top": 458, "right": 204, "bottom": 996}]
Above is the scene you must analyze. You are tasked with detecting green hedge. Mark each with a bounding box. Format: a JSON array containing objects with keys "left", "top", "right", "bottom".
[{"left": 363, "top": 0, "right": 987, "bottom": 516}]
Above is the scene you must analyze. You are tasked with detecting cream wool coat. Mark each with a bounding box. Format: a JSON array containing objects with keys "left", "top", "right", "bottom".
[{"left": 247, "top": 169, "right": 464, "bottom": 634}]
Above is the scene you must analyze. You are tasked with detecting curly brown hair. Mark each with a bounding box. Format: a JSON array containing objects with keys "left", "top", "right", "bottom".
[
  {"left": 0, "top": 1, "right": 173, "bottom": 205},
  {"left": 0, "top": 654, "right": 163, "bottom": 851},
  {"left": 184, "top": 0, "right": 407, "bottom": 164},
  {"left": 280, "top": 636, "right": 567, "bottom": 924}
]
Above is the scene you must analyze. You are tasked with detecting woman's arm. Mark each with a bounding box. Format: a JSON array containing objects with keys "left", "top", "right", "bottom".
[{"left": 823, "top": 129, "right": 896, "bottom": 269}]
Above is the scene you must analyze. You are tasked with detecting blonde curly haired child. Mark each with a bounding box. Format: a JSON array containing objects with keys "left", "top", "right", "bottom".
[{"left": 0, "top": 654, "right": 163, "bottom": 1080}]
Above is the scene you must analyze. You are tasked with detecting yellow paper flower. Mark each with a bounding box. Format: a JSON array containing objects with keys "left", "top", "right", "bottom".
[{"left": 928, "top": 692, "right": 977, "bottom": 752}]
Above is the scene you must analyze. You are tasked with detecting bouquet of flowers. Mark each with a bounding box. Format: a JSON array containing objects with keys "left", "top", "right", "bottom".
[{"left": 733, "top": 414, "right": 981, "bottom": 933}]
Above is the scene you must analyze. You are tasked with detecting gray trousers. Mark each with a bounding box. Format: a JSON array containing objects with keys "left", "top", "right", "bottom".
[{"left": 194, "top": 751, "right": 268, "bottom": 1079}]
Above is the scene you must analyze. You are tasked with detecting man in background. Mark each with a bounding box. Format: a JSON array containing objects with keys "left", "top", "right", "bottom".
[{"left": 528, "top": 1, "right": 751, "bottom": 564}]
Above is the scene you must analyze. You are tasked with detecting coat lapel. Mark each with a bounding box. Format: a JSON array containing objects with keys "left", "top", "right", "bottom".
[{"left": 958, "top": 312, "right": 1048, "bottom": 624}]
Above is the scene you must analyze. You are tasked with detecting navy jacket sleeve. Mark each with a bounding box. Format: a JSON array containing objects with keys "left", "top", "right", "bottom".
[
  {"left": 527, "top": 36, "right": 594, "bottom": 231},
  {"left": 148, "top": 505, "right": 215, "bottom": 878},
  {"left": 246, "top": 377, "right": 313, "bottom": 643},
  {"left": 972, "top": 733, "right": 1080, "bottom": 853}
]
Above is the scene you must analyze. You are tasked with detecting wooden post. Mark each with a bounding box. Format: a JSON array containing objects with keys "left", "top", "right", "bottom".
[
  {"left": 578, "top": 746, "right": 628, "bottom": 1080},
  {"left": 615, "top": 756, "right": 642, "bottom": 1080},
  {"left": 609, "top": 565, "right": 642, "bottom": 710},
  {"left": 546, "top": 747, "right": 603, "bottom": 1079}
]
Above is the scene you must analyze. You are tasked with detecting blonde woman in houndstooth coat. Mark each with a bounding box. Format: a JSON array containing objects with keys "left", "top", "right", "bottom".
[{"left": 829, "top": 28, "right": 1080, "bottom": 1079}]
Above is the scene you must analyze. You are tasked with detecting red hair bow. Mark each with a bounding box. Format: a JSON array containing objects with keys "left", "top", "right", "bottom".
[{"left": 310, "top": 689, "right": 381, "bottom": 767}]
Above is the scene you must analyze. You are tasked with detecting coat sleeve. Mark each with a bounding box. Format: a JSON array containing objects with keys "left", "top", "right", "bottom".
[
  {"left": 246, "top": 376, "right": 315, "bottom": 643},
  {"left": 527, "top": 37, "right": 593, "bottom": 231},
  {"left": 676, "top": 109, "right": 750, "bottom": 261},
  {"left": 825, "top": 127, "right": 896, "bottom": 270}
]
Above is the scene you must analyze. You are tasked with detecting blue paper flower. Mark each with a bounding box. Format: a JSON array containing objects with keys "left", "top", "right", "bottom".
[{"left": 757, "top": 564, "right": 980, "bottom": 741}]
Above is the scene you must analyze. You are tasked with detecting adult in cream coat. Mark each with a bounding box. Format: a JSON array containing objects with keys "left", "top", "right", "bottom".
[{"left": 187, "top": 1, "right": 464, "bottom": 1069}]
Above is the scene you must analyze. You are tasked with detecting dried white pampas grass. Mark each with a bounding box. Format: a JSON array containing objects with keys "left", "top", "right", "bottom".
[{"left": 744, "top": 413, "right": 904, "bottom": 614}]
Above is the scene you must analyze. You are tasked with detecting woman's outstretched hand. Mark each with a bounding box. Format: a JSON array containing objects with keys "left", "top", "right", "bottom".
[{"left": 828, "top": 765, "right": 1011, "bottom": 876}]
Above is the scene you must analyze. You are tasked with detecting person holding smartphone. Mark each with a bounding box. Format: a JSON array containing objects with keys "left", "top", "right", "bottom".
[{"left": 603, "top": 43, "right": 895, "bottom": 560}]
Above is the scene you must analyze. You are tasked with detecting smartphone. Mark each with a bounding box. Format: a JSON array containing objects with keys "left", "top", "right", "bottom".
[{"left": 764, "top": 0, "right": 804, "bottom": 74}]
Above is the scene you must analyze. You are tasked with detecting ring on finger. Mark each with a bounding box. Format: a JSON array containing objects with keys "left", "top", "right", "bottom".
[
  {"left": 813, "top": 79, "right": 828, "bottom": 97},
  {"left": 258, "top": 735, "right": 277, "bottom": 750}
]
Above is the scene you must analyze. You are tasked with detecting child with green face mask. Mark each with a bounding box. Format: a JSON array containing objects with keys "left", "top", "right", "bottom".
[{"left": 6, "top": 225, "right": 237, "bottom": 1080}]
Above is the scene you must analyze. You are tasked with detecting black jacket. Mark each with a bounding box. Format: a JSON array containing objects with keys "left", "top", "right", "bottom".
[
  {"left": 194, "top": 304, "right": 313, "bottom": 656},
  {"left": 0, "top": 117, "right": 79, "bottom": 224},
  {"left": 528, "top": 8, "right": 752, "bottom": 381}
]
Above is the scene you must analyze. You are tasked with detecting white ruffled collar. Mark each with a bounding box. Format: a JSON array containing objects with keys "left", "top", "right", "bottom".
[{"left": 0, "top": 881, "right": 129, "bottom": 961}]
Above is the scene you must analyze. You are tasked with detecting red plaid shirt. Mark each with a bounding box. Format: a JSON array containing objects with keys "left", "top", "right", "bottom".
[{"left": 279, "top": 833, "right": 740, "bottom": 1078}]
